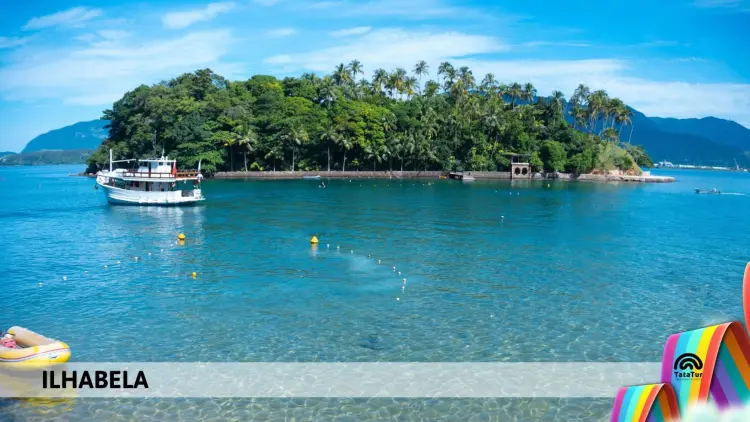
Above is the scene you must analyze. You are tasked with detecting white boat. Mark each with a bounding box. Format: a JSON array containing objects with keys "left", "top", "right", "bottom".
[{"left": 95, "top": 150, "right": 205, "bottom": 205}]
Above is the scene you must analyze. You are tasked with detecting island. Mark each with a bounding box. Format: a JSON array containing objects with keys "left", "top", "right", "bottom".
[{"left": 85, "top": 60, "right": 669, "bottom": 182}]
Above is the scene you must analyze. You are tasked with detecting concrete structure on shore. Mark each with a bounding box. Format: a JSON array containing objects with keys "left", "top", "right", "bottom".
[
  {"left": 211, "top": 170, "right": 675, "bottom": 183},
  {"left": 510, "top": 154, "right": 532, "bottom": 179}
]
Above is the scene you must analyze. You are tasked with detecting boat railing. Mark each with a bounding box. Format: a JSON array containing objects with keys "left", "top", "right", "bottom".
[{"left": 119, "top": 170, "right": 201, "bottom": 179}]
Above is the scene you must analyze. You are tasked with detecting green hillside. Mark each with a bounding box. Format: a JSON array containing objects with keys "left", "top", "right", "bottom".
[
  {"left": 0, "top": 149, "right": 94, "bottom": 166},
  {"left": 22, "top": 120, "right": 109, "bottom": 153},
  {"left": 649, "top": 116, "right": 750, "bottom": 152}
]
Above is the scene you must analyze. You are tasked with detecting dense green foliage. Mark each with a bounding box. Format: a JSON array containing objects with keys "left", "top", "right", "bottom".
[
  {"left": 0, "top": 149, "right": 94, "bottom": 166},
  {"left": 23, "top": 120, "right": 108, "bottom": 153},
  {"left": 87, "top": 62, "right": 651, "bottom": 174}
]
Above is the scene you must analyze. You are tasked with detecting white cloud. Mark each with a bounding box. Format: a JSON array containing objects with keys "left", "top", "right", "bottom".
[
  {"left": 162, "top": 2, "right": 236, "bottom": 29},
  {"left": 306, "top": 0, "right": 479, "bottom": 19},
  {"left": 0, "top": 30, "right": 243, "bottom": 106},
  {"left": 0, "top": 36, "right": 33, "bottom": 49},
  {"left": 97, "top": 30, "right": 131, "bottom": 41},
  {"left": 265, "top": 54, "right": 293, "bottom": 64},
  {"left": 23, "top": 7, "right": 103, "bottom": 31},
  {"left": 636, "top": 40, "right": 680, "bottom": 47},
  {"left": 456, "top": 58, "right": 750, "bottom": 127},
  {"left": 329, "top": 26, "right": 372, "bottom": 38},
  {"left": 265, "top": 28, "right": 508, "bottom": 73},
  {"left": 266, "top": 28, "right": 296, "bottom": 37},
  {"left": 520, "top": 41, "right": 590, "bottom": 48},
  {"left": 264, "top": 28, "right": 750, "bottom": 127},
  {"left": 253, "top": 0, "right": 281, "bottom": 5},
  {"left": 308, "top": 1, "right": 346, "bottom": 9}
]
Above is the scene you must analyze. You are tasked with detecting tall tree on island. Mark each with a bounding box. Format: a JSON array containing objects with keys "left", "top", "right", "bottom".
[{"left": 413, "top": 60, "right": 429, "bottom": 93}]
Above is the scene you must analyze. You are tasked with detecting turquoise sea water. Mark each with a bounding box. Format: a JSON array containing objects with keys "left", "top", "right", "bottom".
[{"left": 1, "top": 165, "right": 749, "bottom": 421}]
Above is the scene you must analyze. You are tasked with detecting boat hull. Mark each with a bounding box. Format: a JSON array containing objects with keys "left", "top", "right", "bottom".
[
  {"left": 695, "top": 189, "right": 721, "bottom": 194},
  {"left": 0, "top": 327, "right": 71, "bottom": 370},
  {"left": 97, "top": 182, "right": 205, "bottom": 206}
]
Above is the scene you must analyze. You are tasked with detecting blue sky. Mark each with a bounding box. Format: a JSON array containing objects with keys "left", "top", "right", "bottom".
[{"left": 1, "top": 0, "right": 749, "bottom": 152}]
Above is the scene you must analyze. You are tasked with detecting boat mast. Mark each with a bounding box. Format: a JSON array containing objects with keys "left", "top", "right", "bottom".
[{"left": 109, "top": 149, "right": 113, "bottom": 172}]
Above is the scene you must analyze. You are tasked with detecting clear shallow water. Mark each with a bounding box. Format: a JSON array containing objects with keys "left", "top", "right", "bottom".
[{"left": 1, "top": 165, "right": 748, "bottom": 421}]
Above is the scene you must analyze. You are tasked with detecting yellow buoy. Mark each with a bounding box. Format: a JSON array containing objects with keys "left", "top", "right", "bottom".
[
  {"left": 192, "top": 272, "right": 197, "bottom": 278},
  {"left": 178, "top": 233, "right": 186, "bottom": 240},
  {"left": 310, "top": 235, "right": 319, "bottom": 244}
]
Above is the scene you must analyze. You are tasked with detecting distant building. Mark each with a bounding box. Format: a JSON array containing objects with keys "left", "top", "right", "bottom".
[{"left": 656, "top": 161, "right": 674, "bottom": 168}]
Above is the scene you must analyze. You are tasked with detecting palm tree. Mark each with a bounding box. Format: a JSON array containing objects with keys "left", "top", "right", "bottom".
[
  {"left": 348, "top": 60, "right": 363, "bottom": 80},
  {"left": 607, "top": 98, "right": 625, "bottom": 131},
  {"left": 421, "top": 107, "right": 440, "bottom": 141},
  {"left": 320, "top": 120, "right": 342, "bottom": 172},
  {"left": 318, "top": 77, "right": 338, "bottom": 108},
  {"left": 388, "top": 133, "right": 404, "bottom": 172},
  {"left": 402, "top": 131, "right": 417, "bottom": 170},
  {"left": 334, "top": 135, "right": 353, "bottom": 171},
  {"left": 424, "top": 80, "right": 440, "bottom": 97},
  {"left": 333, "top": 63, "right": 351, "bottom": 85},
  {"left": 372, "top": 68, "right": 388, "bottom": 94},
  {"left": 385, "top": 74, "right": 397, "bottom": 99},
  {"left": 480, "top": 73, "right": 496, "bottom": 94},
  {"left": 458, "top": 66, "right": 475, "bottom": 89},
  {"left": 522, "top": 82, "right": 537, "bottom": 104},
  {"left": 482, "top": 104, "right": 505, "bottom": 161},
  {"left": 301, "top": 72, "right": 319, "bottom": 83},
  {"left": 238, "top": 125, "right": 257, "bottom": 171},
  {"left": 586, "top": 90, "right": 608, "bottom": 134},
  {"left": 506, "top": 82, "right": 522, "bottom": 107},
  {"left": 280, "top": 122, "right": 309, "bottom": 171},
  {"left": 264, "top": 135, "right": 284, "bottom": 172},
  {"left": 572, "top": 84, "right": 590, "bottom": 108},
  {"left": 602, "top": 127, "right": 619, "bottom": 143},
  {"left": 617, "top": 107, "right": 634, "bottom": 143},
  {"left": 365, "top": 144, "right": 388, "bottom": 171},
  {"left": 572, "top": 105, "right": 587, "bottom": 131},
  {"left": 550, "top": 90, "right": 566, "bottom": 116},
  {"left": 404, "top": 77, "right": 417, "bottom": 99},
  {"left": 413, "top": 60, "right": 429, "bottom": 93},
  {"left": 437, "top": 62, "right": 454, "bottom": 90},
  {"left": 391, "top": 68, "right": 407, "bottom": 98}
]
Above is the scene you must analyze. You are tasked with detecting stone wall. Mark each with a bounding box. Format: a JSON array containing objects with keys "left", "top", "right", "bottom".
[
  {"left": 211, "top": 170, "right": 674, "bottom": 183},
  {"left": 213, "top": 171, "right": 443, "bottom": 179}
]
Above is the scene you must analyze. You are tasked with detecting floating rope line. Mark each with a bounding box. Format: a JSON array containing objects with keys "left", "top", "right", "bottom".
[
  {"left": 313, "top": 238, "right": 409, "bottom": 301},
  {"left": 610, "top": 263, "right": 750, "bottom": 421}
]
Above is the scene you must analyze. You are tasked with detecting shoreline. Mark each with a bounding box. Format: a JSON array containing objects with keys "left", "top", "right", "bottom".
[
  {"left": 74, "top": 170, "right": 675, "bottom": 183},
  {"left": 211, "top": 170, "right": 675, "bottom": 183}
]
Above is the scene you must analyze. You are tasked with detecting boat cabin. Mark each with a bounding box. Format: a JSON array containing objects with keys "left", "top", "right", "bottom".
[
  {"left": 100, "top": 156, "right": 202, "bottom": 196},
  {"left": 95, "top": 150, "right": 205, "bottom": 205}
]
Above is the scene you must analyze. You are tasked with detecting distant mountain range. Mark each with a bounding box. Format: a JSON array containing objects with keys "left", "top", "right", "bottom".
[
  {"left": 0, "top": 149, "right": 95, "bottom": 166},
  {"left": 625, "top": 111, "right": 750, "bottom": 166},
  {"left": 21, "top": 119, "right": 109, "bottom": 153},
  {"left": 5, "top": 110, "right": 750, "bottom": 167},
  {"left": 0, "top": 120, "right": 108, "bottom": 166},
  {"left": 650, "top": 116, "right": 750, "bottom": 151}
]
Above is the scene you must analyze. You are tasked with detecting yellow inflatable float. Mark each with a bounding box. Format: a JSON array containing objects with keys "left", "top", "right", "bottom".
[{"left": 0, "top": 326, "right": 71, "bottom": 370}]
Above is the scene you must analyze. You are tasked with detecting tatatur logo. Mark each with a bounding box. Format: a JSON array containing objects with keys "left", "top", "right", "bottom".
[{"left": 673, "top": 353, "right": 703, "bottom": 380}]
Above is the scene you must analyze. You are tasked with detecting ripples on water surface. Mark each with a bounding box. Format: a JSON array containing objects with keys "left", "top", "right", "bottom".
[{"left": 1, "top": 165, "right": 748, "bottom": 420}]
